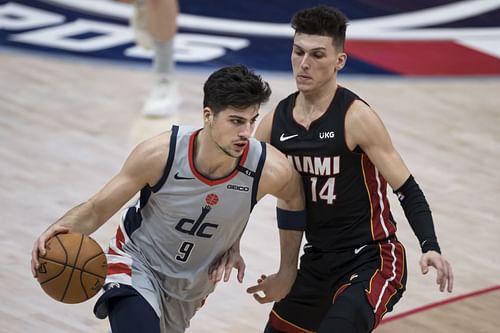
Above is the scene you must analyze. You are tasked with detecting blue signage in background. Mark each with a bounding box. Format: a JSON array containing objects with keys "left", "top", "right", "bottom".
[{"left": 1, "top": 0, "right": 500, "bottom": 75}]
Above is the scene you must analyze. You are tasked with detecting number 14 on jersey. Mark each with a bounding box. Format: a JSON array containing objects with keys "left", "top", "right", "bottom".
[{"left": 310, "top": 177, "right": 337, "bottom": 204}]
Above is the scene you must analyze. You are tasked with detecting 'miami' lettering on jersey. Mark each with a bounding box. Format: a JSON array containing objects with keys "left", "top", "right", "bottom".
[
  {"left": 287, "top": 155, "right": 340, "bottom": 176},
  {"left": 286, "top": 155, "right": 340, "bottom": 205}
]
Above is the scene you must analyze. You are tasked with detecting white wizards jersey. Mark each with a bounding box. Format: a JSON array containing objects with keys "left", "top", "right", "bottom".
[{"left": 104, "top": 125, "right": 266, "bottom": 303}]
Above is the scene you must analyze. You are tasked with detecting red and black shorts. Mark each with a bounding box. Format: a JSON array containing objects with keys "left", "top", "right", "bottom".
[{"left": 268, "top": 237, "right": 407, "bottom": 332}]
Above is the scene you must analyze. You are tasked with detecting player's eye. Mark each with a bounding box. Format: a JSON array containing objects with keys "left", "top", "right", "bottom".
[{"left": 293, "top": 48, "right": 304, "bottom": 55}]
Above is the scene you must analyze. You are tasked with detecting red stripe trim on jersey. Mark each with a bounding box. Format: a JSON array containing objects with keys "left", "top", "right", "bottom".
[
  {"left": 361, "top": 155, "right": 396, "bottom": 240},
  {"left": 115, "top": 225, "right": 126, "bottom": 250},
  {"left": 107, "top": 247, "right": 118, "bottom": 256},
  {"left": 188, "top": 129, "right": 250, "bottom": 186},
  {"left": 107, "top": 262, "right": 132, "bottom": 276},
  {"left": 365, "top": 240, "right": 406, "bottom": 328},
  {"left": 269, "top": 310, "right": 315, "bottom": 333}
]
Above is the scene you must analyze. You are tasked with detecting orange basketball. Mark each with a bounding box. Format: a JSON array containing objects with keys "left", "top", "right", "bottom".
[{"left": 36, "top": 232, "right": 108, "bottom": 304}]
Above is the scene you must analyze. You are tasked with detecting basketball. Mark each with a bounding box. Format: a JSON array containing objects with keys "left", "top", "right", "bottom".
[{"left": 36, "top": 232, "right": 108, "bottom": 304}]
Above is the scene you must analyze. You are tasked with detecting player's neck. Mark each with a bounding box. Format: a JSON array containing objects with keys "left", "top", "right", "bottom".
[
  {"left": 294, "top": 81, "right": 338, "bottom": 129},
  {"left": 194, "top": 130, "right": 239, "bottom": 179},
  {"left": 298, "top": 78, "right": 337, "bottom": 110}
]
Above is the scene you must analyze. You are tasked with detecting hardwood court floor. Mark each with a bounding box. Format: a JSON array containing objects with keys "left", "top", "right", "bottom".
[{"left": 1, "top": 51, "right": 499, "bottom": 333}]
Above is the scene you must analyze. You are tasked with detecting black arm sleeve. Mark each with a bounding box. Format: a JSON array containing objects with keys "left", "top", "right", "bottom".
[{"left": 394, "top": 175, "right": 441, "bottom": 254}]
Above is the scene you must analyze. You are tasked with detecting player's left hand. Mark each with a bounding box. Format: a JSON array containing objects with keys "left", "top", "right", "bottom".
[
  {"left": 419, "top": 250, "right": 453, "bottom": 293},
  {"left": 246, "top": 270, "right": 296, "bottom": 304},
  {"left": 208, "top": 246, "right": 246, "bottom": 283}
]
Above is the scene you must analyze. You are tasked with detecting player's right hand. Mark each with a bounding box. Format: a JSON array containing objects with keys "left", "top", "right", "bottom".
[
  {"left": 208, "top": 245, "right": 246, "bottom": 283},
  {"left": 419, "top": 250, "right": 454, "bottom": 293},
  {"left": 31, "top": 225, "right": 69, "bottom": 278},
  {"left": 246, "top": 271, "right": 295, "bottom": 304}
]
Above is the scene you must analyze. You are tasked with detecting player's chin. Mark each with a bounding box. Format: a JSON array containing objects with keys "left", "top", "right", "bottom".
[{"left": 296, "top": 81, "right": 314, "bottom": 92}]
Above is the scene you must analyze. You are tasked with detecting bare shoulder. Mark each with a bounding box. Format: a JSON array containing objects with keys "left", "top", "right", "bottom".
[
  {"left": 125, "top": 130, "right": 172, "bottom": 187},
  {"left": 345, "top": 99, "right": 388, "bottom": 150},
  {"left": 128, "top": 131, "right": 169, "bottom": 165},
  {"left": 346, "top": 99, "right": 378, "bottom": 124},
  {"left": 256, "top": 143, "right": 293, "bottom": 198},
  {"left": 258, "top": 143, "right": 304, "bottom": 208},
  {"left": 263, "top": 143, "right": 293, "bottom": 177},
  {"left": 255, "top": 107, "right": 276, "bottom": 143}
]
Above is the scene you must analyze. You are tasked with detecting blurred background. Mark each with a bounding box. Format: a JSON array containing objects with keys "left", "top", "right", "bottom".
[{"left": 1, "top": 1, "right": 499, "bottom": 332}]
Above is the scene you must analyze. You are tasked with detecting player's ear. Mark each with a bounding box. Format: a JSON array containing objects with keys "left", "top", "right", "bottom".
[
  {"left": 203, "top": 107, "right": 214, "bottom": 126},
  {"left": 335, "top": 52, "right": 347, "bottom": 71}
]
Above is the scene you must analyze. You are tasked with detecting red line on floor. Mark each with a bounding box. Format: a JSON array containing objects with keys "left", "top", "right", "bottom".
[{"left": 380, "top": 285, "right": 500, "bottom": 325}]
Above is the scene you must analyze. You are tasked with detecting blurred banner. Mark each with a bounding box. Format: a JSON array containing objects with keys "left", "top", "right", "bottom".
[{"left": 1, "top": 0, "right": 500, "bottom": 75}]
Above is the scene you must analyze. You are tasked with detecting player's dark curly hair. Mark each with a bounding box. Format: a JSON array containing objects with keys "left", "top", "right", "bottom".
[
  {"left": 291, "top": 5, "right": 348, "bottom": 51},
  {"left": 203, "top": 65, "right": 272, "bottom": 114}
]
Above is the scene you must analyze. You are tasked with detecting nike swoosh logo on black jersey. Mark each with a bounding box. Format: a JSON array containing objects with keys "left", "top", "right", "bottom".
[
  {"left": 280, "top": 133, "right": 299, "bottom": 142},
  {"left": 354, "top": 244, "right": 368, "bottom": 255},
  {"left": 174, "top": 172, "right": 195, "bottom": 180}
]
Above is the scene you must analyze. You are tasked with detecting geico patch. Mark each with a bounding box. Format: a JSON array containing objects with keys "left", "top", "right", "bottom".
[{"left": 226, "top": 184, "right": 250, "bottom": 192}]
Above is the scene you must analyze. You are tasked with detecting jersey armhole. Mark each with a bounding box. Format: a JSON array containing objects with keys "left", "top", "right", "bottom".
[
  {"left": 269, "top": 106, "right": 279, "bottom": 145},
  {"left": 345, "top": 97, "right": 370, "bottom": 155},
  {"left": 250, "top": 141, "right": 267, "bottom": 210},
  {"left": 270, "top": 92, "right": 296, "bottom": 146},
  {"left": 150, "top": 125, "right": 179, "bottom": 192}
]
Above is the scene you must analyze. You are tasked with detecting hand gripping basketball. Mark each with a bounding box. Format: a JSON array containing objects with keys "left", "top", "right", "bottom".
[{"left": 36, "top": 232, "right": 108, "bottom": 304}]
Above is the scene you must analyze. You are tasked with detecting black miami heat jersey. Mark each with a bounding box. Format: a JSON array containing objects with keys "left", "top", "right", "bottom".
[{"left": 270, "top": 86, "right": 397, "bottom": 251}]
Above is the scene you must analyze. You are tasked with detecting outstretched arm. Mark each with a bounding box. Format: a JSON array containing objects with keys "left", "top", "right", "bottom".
[
  {"left": 247, "top": 144, "right": 305, "bottom": 303},
  {"left": 346, "top": 100, "right": 453, "bottom": 293},
  {"left": 31, "top": 132, "right": 171, "bottom": 277}
]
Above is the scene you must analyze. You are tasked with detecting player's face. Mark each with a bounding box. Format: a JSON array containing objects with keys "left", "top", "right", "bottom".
[
  {"left": 206, "top": 106, "right": 259, "bottom": 158},
  {"left": 291, "top": 33, "right": 346, "bottom": 93}
]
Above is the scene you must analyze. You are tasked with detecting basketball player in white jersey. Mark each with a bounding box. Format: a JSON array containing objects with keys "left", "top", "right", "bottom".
[{"left": 31, "top": 65, "right": 306, "bottom": 333}]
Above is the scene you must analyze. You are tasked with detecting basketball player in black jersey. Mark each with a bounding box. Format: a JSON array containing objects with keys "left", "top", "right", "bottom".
[{"left": 247, "top": 5, "right": 454, "bottom": 333}]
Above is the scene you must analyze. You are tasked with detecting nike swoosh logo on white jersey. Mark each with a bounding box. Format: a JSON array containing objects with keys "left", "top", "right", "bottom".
[
  {"left": 354, "top": 244, "right": 368, "bottom": 255},
  {"left": 174, "top": 172, "right": 195, "bottom": 180},
  {"left": 280, "top": 133, "right": 299, "bottom": 142}
]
